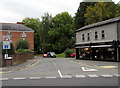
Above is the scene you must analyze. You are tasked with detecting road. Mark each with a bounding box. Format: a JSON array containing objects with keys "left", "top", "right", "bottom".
[{"left": 1, "top": 57, "right": 119, "bottom": 86}]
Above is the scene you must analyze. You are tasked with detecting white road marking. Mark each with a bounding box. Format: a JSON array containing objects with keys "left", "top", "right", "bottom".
[
  {"left": 13, "top": 77, "right": 25, "bottom": 80},
  {"left": 62, "top": 75, "right": 72, "bottom": 78},
  {"left": 58, "top": 70, "right": 63, "bottom": 78},
  {"left": 45, "top": 77, "right": 57, "bottom": 79},
  {"left": 75, "top": 75, "right": 86, "bottom": 78},
  {"left": 29, "top": 77, "right": 41, "bottom": 79},
  {"left": 0, "top": 78, "right": 9, "bottom": 80},
  {"left": 51, "top": 58, "right": 63, "bottom": 78},
  {"left": 82, "top": 67, "right": 97, "bottom": 72},
  {"left": 88, "top": 75, "right": 99, "bottom": 77},
  {"left": 101, "top": 74, "right": 113, "bottom": 77}
]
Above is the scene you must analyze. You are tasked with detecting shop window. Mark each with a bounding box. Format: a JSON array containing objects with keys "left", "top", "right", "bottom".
[
  {"left": 101, "top": 30, "right": 105, "bottom": 39},
  {"left": 82, "top": 34, "right": 85, "bottom": 42},
  {"left": 95, "top": 31, "right": 98, "bottom": 40},
  {"left": 87, "top": 33, "right": 90, "bottom": 41}
]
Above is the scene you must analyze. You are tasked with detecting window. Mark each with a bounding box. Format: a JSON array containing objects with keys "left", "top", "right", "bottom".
[
  {"left": 101, "top": 30, "right": 105, "bottom": 39},
  {"left": 82, "top": 34, "right": 85, "bottom": 41},
  {"left": 87, "top": 33, "right": 90, "bottom": 41},
  {"left": 95, "top": 31, "right": 98, "bottom": 40},
  {"left": 22, "top": 32, "right": 26, "bottom": 37}
]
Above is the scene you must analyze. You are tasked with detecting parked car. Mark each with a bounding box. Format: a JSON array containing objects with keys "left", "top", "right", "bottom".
[
  {"left": 70, "top": 53, "right": 84, "bottom": 58},
  {"left": 47, "top": 52, "right": 56, "bottom": 58},
  {"left": 70, "top": 53, "right": 76, "bottom": 57},
  {"left": 43, "top": 54, "right": 48, "bottom": 57}
]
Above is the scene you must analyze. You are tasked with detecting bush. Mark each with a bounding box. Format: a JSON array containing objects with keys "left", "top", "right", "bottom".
[
  {"left": 16, "top": 49, "right": 33, "bottom": 53},
  {"left": 64, "top": 49, "right": 75, "bottom": 57},
  {"left": 16, "top": 39, "right": 29, "bottom": 50},
  {"left": 56, "top": 53, "right": 66, "bottom": 57}
]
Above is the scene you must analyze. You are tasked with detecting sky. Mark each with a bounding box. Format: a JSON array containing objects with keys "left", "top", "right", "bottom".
[{"left": 0, "top": 0, "right": 119, "bottom": 23}]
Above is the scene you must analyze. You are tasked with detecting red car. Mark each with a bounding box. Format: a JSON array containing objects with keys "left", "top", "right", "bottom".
[
  {"left": 70, "top": 53, "right": 76, "bottom": 57},
  {"left": 43, "top": 54, "right": 48, "bottom": 57}
]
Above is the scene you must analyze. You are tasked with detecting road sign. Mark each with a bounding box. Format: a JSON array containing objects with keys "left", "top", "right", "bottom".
[
  {"left": 2, "top": 35, "right": 11, "bottom": 49},
  {"left": 2, "top": 35, "right": 10, "bottom": 41},
  {"left": 3, "top": 41, "right": 10, "bottom": 49}
]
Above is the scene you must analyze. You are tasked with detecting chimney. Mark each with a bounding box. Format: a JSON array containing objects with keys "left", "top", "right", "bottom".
[{"left": 17, "top": 22, "right": 25, "bottom": 24}]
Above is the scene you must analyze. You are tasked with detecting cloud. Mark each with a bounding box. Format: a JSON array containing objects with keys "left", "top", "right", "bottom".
[{"left": 0, "top": 0, "right": 119, "bottom": 23}]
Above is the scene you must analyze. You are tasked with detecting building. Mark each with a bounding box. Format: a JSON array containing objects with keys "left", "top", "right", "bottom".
[
  {"left": 0, "top": 23, "right": 34, "bottom": 50},
  {"left": 75, "top": 17, "right": 120, "bottom": 61}
]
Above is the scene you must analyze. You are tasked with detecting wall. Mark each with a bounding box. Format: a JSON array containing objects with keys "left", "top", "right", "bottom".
[
  {"left": 76, "top": 23, "right": 117, "bottom": 44},
  {"left": 0, "top": 31, "right": 34, "bottom": 50},
  {"left": 2, "top": 52, "right": 34, "bottom": 66},
  {"left": 117, "top": 21, "right": 120, "bottom": 41}
]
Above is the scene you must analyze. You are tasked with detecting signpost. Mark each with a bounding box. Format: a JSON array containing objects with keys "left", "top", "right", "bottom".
[{"left": 2, "top": 35, "right": 12, "bottom": 60}]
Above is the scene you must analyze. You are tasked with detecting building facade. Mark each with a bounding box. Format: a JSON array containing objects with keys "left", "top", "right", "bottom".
[
  {"left": 0, "top": 23, "right": 34, "bottom": 50},
  {"left": 75, "top": 17, "right": 120, "bottom": 61}
]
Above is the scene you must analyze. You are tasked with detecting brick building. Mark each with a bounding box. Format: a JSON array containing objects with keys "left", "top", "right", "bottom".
[{"left": 0, "top": 23, "right": 34, "bottom": 50}]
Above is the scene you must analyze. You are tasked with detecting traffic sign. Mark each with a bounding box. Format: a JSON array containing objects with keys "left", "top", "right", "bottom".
[
  {"left": 3, "top": 41, "right": 11, "bottom": 49},
  {"left": 2, "top": 35, "right": 10, "bottom": 41}
]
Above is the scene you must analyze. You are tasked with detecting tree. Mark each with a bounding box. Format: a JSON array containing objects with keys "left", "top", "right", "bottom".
[
  {"left": 22, "top": 18, "right": 41, "bottom": 53},
  {"left": 40, "top": 13, "right": 53, "bottom": 53},
  {"left": 74, "top": 2, "right": 96, "bottom": 30},
  {"left": 48, "top": 12, "right": 74, "bottom": 53},
  {"left": 84, "top": 2, "right": 120, "bottom": 25}
]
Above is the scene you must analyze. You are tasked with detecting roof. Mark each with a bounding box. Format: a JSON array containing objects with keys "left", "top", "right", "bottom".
[
  {"left": 0, "top": 23, "right": 34, "bottom": 32},
  {"left": 76, "top": 16, "right": 120, "bottom": 32}
]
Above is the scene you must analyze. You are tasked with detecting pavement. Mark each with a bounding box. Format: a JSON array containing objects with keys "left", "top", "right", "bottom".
[{"left": 0, "top": 57, "right": 39, "bottom": 74}]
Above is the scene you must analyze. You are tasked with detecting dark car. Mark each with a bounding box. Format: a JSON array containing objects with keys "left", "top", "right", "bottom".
[{"left": 47, "top": 52, "right": 56, "bottom": 58}]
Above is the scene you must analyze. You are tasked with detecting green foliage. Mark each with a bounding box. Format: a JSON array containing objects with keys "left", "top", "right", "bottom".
[
  {"left": 22, "top": 17, "right": 41, "bottom": 52},
  {"left": 48, "top": 12, "right": 74, "bottom": 53},
  {"left": 74, "top": 2, "right": 96, "bottom": 30},
  {"left": 40, "top": 13, "right": 53, "bottom": 53},
  {"left": 64, "top": 49, "right": 75, "bottom": 57},
  {"left": 21, "top": 12, "right": 75, "bottom": 54},
  {"left": 0, "top": 42, "right": 15, "bottom": 54},
  {"left": 84, "top": 2, "right": 120, "bottom": 25},
  {"left": 16, "top": 39, "right": 29, "bottom": 50},
  {"left": 16, "top": 49, "right": 33, "bottom": 53},
  {"left": 56, "top": 53, "right": 66, "bottom": 57}
]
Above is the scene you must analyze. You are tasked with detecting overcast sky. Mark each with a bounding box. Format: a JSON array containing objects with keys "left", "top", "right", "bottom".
[{"left": 0, "top": 0, "right": 119, "bottom": 23}]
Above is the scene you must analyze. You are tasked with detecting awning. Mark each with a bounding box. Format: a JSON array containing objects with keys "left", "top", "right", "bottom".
[
  {"left": 75, "top": 45, "right": 112, "bottom": 48},
  {"left": 75, "top": 46, "right": 90, "bottom": 49},
  {"left": 91, "top": 45, "right": 112, "bottom": 48}
]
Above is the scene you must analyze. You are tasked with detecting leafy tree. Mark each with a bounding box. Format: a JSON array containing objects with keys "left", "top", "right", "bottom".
[
  {"left": 22, "top": 18, "right": 41, "bottom": 53},
  {"left": 40, "top": 13, "right": 53, "bottom": 53},
  {"left": 74, "top": 2, "right": 96, "bottom": 30},
  {"left": 48, "top": 12, "right": 74, "bottom": 53},
  {"left": 84, "top": 2, "right": 120, "bottom": 25}
]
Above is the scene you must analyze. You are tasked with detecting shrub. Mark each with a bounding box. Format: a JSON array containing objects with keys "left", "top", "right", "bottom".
[
  {"left": 16, "top": 39, "right": 29, "bottom": 50},
  {"left": 64, "top": 49, "right": 75, "bottom": 57},
  {"left": 16, "top": 49, "right": 33, "bottom": 53}
]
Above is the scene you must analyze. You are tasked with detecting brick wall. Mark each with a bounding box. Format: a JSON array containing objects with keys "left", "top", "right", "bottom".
[
  {"left": 0, "top": 31, "right": 34, "bottom": 50},
  {"left": 2, "top": 52, "right": 34, "bottom": 66}
]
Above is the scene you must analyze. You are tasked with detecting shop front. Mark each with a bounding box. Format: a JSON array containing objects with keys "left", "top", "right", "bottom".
[{"left": 76, "top": 41, "right": 120, "bottom": 62}]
